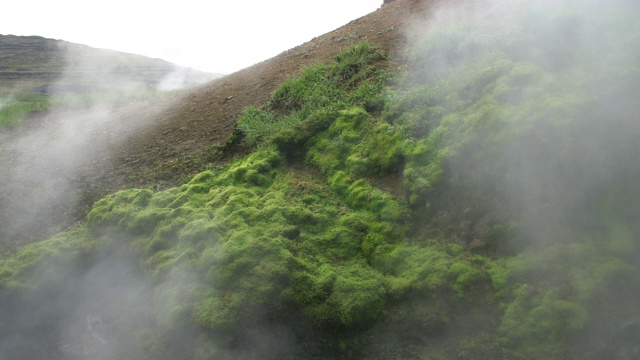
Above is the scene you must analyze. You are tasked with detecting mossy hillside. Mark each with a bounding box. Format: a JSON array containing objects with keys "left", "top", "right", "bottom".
[
  {"left": 381, "top": 2, "right": 640, "bottom": 358},
  {"left": 489, "top": 233, "right": 640, "bottom": 357},
  {"left": 203, "top": 1, "right": 640, "bottom": 357},
  {"left": 391, "top": 0, "right": 640, "bottom": 208},
  {"left": 380, "top": 0, "right": 640, "bottom": 249},
  {"left": 232, "top": 43, "right": 499, "bottom": 354},
  {"left": 92, "top": 105, "right": 482, "bottom": 300},
  {"left": 0, "top": 43, "right": 497, "bottom": 358},
  {"left": 2, "top": 2, "right": 640, "bottom": 358},
  {"left": 81, "top": 143, "right": 484, "bottom": 357},
  {"left": 235, "top": 44, "right": 489, "bottom": 301}
]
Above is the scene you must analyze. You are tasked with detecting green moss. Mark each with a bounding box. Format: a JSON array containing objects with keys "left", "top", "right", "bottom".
[
  {"left": 239, "top": 42, "right": 388, "bottom": 147},
  {"left": 330, "top": 262, "right": 386, "bottom": 327},
  {"left": 488, "top": 264, "right": 510, "bottom": 292},
  {"left": 500, "top": 286, "right": 588, "bottom": 357},
  {"left": 293, "top": 260, "right": 386, "bottom": 327},
  {"left": 449, "top": 262, "right": 486, "bottom": 297},
  {"left": 0, "top": 229, "right": 96, "bottom": 287},
  {"left": 87, "top": 189, "right": 154, "bottom": 230},
  {"left": 74, "top": 136, "right": 414, "bottom": 341},
  {"left": 306, "top": 107, "right": 403, "bottom": 178},
  {"left": 372, "top": 243, "right": 451, "bottom": 297},
  {"left": 193, "top": 291, "right": 244, "bottom": 329}
]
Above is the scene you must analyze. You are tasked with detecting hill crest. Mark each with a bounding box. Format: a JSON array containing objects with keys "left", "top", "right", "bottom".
[{"left": 0, "top": 34, "right": 222, "bottom": 96}]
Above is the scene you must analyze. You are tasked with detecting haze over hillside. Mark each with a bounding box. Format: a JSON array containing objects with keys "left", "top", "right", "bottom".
[
  {"left": 0, "top": 34, "right": 222, "bottom": 96},
  {"left": 0, "top": 3, "right": 409, "bottom": 250},
  {"left": 0, "top": 35, "right": 223, "bottom": 250}
]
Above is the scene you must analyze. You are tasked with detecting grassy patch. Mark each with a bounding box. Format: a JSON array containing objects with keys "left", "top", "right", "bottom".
[
  {"left": 0, "top": 99, "right": 48, "bottom": 129},
  {"left": 238, "top": 42, "right": 388, "bottom": 147}
]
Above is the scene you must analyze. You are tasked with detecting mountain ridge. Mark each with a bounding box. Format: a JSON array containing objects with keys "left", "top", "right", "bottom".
[{"left": 0, "top": 34, "right": 222, "bottom": 96}]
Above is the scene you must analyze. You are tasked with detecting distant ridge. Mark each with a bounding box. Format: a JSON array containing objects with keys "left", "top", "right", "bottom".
[{"left": 0, "top": 34, "right": 222, "bottom": 96}]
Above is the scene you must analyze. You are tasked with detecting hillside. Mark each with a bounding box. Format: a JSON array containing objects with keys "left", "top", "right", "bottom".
[
  {"left": 0, "top": 34, "right": 225, "bottom": 249},
  {"left": 1, "top": 0, "right": 640, "bottom": 359},
  {"left": 0, "top": 0, "right": 422, "bottom": 251},
  {"left": 0, "top": 34, "right": 221, "bottom": 96}
]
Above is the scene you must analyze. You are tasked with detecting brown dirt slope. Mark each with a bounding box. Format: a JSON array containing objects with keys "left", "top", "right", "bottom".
[
  {"left": 105, "top": 0, "right": 439, "bottom": 188},
  {"left": 0, "top": 0, "right": 441, "bottom": 251}
]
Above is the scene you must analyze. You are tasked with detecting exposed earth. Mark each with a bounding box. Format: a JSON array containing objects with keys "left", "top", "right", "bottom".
[{"left": 0, "top": 0, "right": 441, "bottom": 252}]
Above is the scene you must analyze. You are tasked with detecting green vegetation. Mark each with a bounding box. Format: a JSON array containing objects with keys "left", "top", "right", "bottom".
[
  {"left": 0, "top": 90, "right": 177, "bottom": 131},
  {"left": 0, "top": 99, "right": 49, "bottom": 129},
  {"left": 238, "top": 42, "right": 387, "bottom": 146},
  {"left": 2, "top": 2, "right": 640, "bottom": 359},
  {"left": 0, "top": 34, "right": 218, "bottom": 131}
]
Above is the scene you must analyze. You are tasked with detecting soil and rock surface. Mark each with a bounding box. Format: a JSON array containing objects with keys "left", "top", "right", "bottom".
[{"left": 0, "top": 0, "right": 438, "bottom": 252}]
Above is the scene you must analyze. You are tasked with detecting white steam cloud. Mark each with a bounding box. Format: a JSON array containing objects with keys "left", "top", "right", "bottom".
[
  {"left": 0, "top": 41, "right": 195, "bottom": 359},
  {"left": 0, "top": 42, "right": 188, "bottom": 249},
  {"left": 397, "top": 0, "right": 640, "bottom": 357}
]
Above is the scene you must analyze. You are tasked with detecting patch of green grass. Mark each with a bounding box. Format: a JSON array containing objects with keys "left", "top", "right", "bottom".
[
  {"left": 0, "top": 88, "right": 170, "bottom": 131},
  {"left": 499, "top": 286, "right": 588, "bottom": 359},
  {"left": 0, "top": 99, "right": 48, "bottom": 129},
  {"left": 238, "top": 42, "right": 388, "bottom": 146},
  {"left": 0, "top": 229, "right": 100, "bottom": 288},
  {"left": 237, "top": 106, "right": 302, "bottom": 145}
]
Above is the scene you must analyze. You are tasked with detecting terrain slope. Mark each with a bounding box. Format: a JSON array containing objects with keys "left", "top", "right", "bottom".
[{"left": 0, "top": 0, "right": 432, "bottom": 249}]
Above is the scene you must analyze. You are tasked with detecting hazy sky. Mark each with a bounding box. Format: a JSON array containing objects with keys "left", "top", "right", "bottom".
[{"left": 3, "top": 0, "right": 382, "bottom": 74}]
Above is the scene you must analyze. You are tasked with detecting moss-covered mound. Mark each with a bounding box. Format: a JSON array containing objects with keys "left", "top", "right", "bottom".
[{"left": 1, "top": 1, "right": 640, "bottom": 359}]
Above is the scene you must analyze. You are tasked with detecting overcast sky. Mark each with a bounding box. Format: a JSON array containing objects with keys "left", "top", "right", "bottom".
[{"left": 3, "top": 0, "right": 382, "bottom": 74}]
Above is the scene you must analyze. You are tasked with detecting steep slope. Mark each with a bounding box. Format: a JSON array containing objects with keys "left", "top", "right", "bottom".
[
  {"left": 101, "top": 0, "right": 432, "bottom": 189},
  {"left": 0, "top": 0, "right": 434, "bottom": 250}
]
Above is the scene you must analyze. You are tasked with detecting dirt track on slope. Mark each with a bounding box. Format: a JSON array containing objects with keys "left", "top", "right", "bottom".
[{"left": 0, "top": 0, "right": 441, "bottom": 252}]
